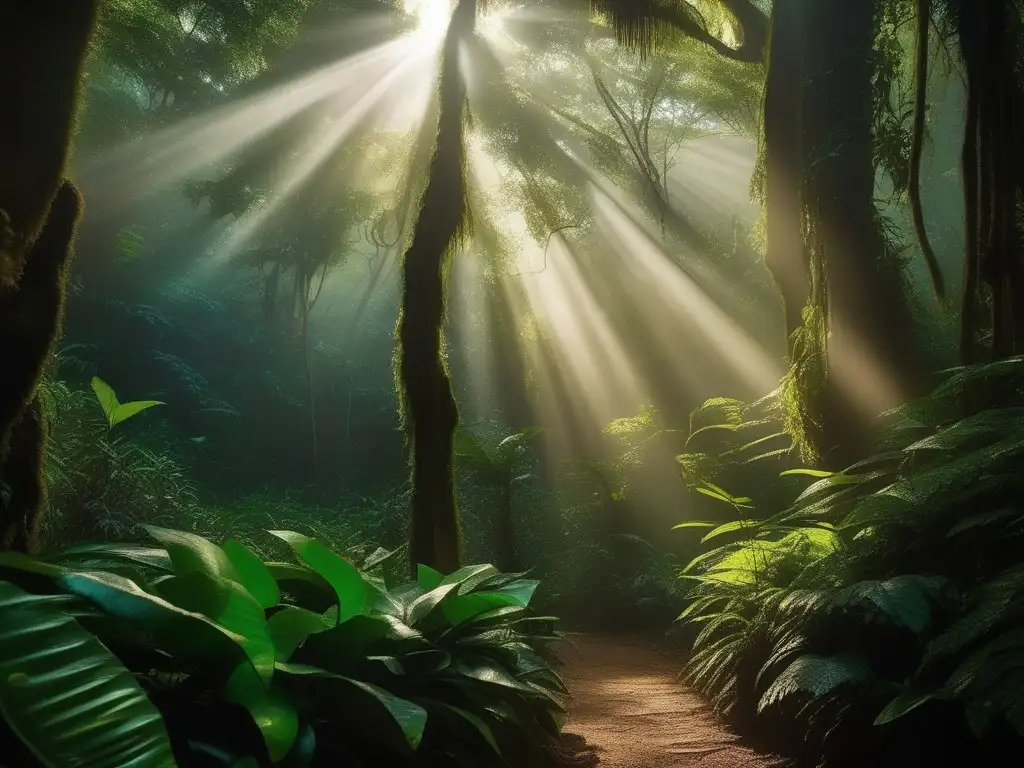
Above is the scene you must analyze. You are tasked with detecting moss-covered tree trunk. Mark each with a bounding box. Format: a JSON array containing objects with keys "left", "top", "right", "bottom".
[
  {"left": 762, "top": 0, "right": 809, "bottom": 349},
  {"left": 0, "top": 3, "right": 98, "bottom": 552},
  {"left": 397, "top": 0, "right": 477, "bottom": 575},
  {"left": 808, "top": 1, "right": 928, "bottom": 468}
]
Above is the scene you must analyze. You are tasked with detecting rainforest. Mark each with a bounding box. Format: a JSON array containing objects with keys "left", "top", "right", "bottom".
[{"left": 1, "top": 0, "right": 1022, "bottom": 766}]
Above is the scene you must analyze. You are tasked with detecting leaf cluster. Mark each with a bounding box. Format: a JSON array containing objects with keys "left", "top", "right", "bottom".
[
  {"left": 0, "top": 527, "right": 567, "bottom": 767},
  {"left": 671, "top": 356, "right": 1024, "bottom": 763}
]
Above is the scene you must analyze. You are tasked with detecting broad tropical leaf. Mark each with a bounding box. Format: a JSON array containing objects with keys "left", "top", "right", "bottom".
[{"left": 0, "top": 581, "right": 176, "bottom": 768}]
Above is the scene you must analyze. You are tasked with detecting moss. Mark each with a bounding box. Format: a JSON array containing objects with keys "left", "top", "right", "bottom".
[
  {"left": 394, "top": 0, "right": 476, "bottom": 574},
  {"left": 0, "top": 3, "right": 97, "bottom": 553},
  {"left": 0, "top": 182, "right": 83, "bottom": 553}
]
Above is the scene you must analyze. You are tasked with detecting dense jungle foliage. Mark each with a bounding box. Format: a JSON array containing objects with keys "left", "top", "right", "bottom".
[{"left": 2, "top": 0, "right": 1024, "bottom": 766}]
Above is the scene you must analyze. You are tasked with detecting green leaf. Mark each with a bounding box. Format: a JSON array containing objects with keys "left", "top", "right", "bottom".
[
  {"left": 265, "top": 562, "right": 331, "bottom": 591},
  {"left": 223, "top": 539, "right": 280, "bottom": 609},
  {"left": 435, "top": 702, "right": 502, "bottom": 756},
  {"left": 269, "top": 531, "right": 367, "bottom": 623},
  {"left": 840, "top": 489, "right": 916, "bottom": 530},
  {"left": 142, "top": 525, "right": 238, "bottom": 583},
  {"left": 672, "top": 521, "right": 717, "bottom": 530},
  {"left": 90, "top": 376, "right": 164, "bottom": 429},
  {"left": 495, "top": 579, "right": 539, "bottom": 607},
  {"left": 53, "top": 543, "right": 173, "bottom": 572},
  {"left": 157, "top": 572, "right": 275, "bottom": 683},
  {"left": 275, "top": 663, "right": 427, "bottom": 751},
  {"left": 780, "top": 468, "right": 834, "bottom": 478},
  {"left": 700, "top": 520, "right": 760, "bottom": 543},
  {"left": 835, "top": 575, "right": 947, "bottom": 634},
  {"left": 759, "top": 653, "right": 872, "bottom": 712},
  {"left": 407, "top": 565, "right": 500, "bottom": 626},
  {"left": 443, "top": 591, "right": 524, "bottom": 626},
  {"left": 363, "top": 546, "right": 401, "bottom": 572},
  {"left": 58, "top": 569, "right": 250, "bottom": 667},
  {"left": 0, "top": 581, "right": 176, "bottom": 768},
  {"left": 266, "top": 607, "right": 331, "bottom": 662},
  {"left": 873, "top": 691, "right": 936, "bottom": 726},
  {"left": 694, "top": 486, "right": 730, "bottom": 503},
  {"left": 417, "top": 564, "right": 445, "bottom": 591},
  {"left": 301, "top": 614, "right": 411, "bottom": 670},
  {"left": 947, "top": 508, "right": 1023, "bottom": 537},
  {"left": 224, "top": 663, "right": 299, "bottom": 762}
]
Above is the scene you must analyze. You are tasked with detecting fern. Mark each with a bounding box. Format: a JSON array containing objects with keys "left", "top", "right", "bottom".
[
  {"left": 672, "top": 358, "right": 1024, "bottom": 752},
  {"left": 759, "top": 653, "right": 873, "bottom": 713}
]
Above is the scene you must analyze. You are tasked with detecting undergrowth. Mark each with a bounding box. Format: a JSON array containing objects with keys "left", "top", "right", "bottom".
[
  {"left": 672, "top": 356, "right": 1024, "bottom": 766},
  {"left": 0, "top": 528, "right": 566, "bottom": 767}
]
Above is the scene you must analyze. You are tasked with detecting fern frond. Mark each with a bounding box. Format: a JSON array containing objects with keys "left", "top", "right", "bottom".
[{"left": 759, "top": 653, "right": 873, "bottom": 712}]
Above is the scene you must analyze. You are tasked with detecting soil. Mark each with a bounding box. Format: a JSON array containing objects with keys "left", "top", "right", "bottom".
[{"left": 552, "top": 633, "right": 789, "bottom": 768}]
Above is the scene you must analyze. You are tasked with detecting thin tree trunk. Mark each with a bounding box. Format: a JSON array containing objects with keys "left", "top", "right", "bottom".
[{"left": 397, "top": 0, "right": 476, "bottom": 574}]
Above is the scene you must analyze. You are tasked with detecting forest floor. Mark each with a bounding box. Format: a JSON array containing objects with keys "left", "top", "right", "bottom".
[{"left": 553, "top": 634, "right": 789, "bottom": 768}]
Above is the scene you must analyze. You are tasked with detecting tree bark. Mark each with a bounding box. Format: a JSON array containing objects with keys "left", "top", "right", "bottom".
[
  {"left": 762, "top": 0, "right": 809, "bottom": 349},
  {"left": 808, "top": 1, "right": 929, "bottom": 468},
  {"left": 0, "top": 4, "right": 96, "bottom": 553},
  {"left": 398, "top": 0, "right": 476, "bottom": 574}
]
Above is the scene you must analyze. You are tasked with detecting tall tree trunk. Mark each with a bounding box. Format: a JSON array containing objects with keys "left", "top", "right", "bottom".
[
  {"left": 397, "top": 0, "right": 476, "bottom": 574},
  {"left": 762, "top": 0, "right": 809, "bottom": 349},
  {"left": 952, "top": 0, "right": 1024, "bottom": 363},
  {"left": 809, "top": 0, "right": 929, "bottom": 468},
  {"left": 0, "top": 3, "right": 97, "bottom": 552}
]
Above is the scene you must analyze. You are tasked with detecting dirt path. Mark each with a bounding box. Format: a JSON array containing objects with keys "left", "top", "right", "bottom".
[{"left": 555, "top": 634, "right": 788, "bottom": 768}]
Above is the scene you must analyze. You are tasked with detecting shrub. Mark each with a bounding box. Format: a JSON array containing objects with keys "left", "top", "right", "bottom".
[
  {"left": 0, "top": 527, "right": 566, "bottom": 767},
  {"left": 672, "top": 356, "right": 1024, "bottom": 766}
]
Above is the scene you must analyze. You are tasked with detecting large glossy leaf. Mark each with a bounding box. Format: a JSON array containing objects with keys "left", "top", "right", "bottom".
[
  {"left": 224, "top": 663, "right": 299, "bottom": 762},
  {"left": 52, "top": 543, "right": 173, "bottom": 572},
  {"left": 874, "top": 691, "right": 937, "bottom": 726},
  {"left": 157, "top": 572, "right": 275, "bottom": 683},
  {"left": 265, "top": 562, "right": 328, "bottom": 588},
  {"left": 443, "top": 592, "right": 524, "bottom": 626},
  {"left": 275, "top": 662, "right": 427, "bottom": 751},
  {"left": 57, "top": 569, "right": 250, "bottom": 669},
  {"left": 267, "top": 607, "right": 331, "bottom": 662},
  {"left": 431, "top": 701, "right": 502, "bottom": 756},
  {"left": 0, "top": 581, "right": 176, "bottom": 768},
  {"left": 142, "top": 526, "right": 239, "bottom": 583},
  {"left": 269, "top": 532, "right": 367, "bottom": 622},
  {"left": 416, "top": 565, "right": 445, "bottom": 591},
  {"left": 223, "top": 539, "right": 280, "bottom": 609},
  {"left": 493, "top": 579, "right": 539, "bottom": 607}
]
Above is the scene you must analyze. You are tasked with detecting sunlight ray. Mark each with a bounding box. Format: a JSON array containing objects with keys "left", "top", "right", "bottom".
[
  {"left": 215, "top": 50, "right": 437, "bottom": 261},
  {"left": 78, "top": 38, "right": 417, "bottom": 200},
  {"left": 591, "top": 188, "right": 783, "bottom": 394},
  {"left": 450, "top": 255, "right": 498, "bottom": 418},
  {"left": 518, "top": 234, "right": 648, "bottom": 428}
]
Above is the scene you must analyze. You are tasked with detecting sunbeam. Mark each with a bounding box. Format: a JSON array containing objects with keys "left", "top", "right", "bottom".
[
  {"left": 79, "top": 39, "right": 414, "bottom": 203},
  {"left": 209, "top": 49, "right": 437, "bottom": 267},
  {"left": 405, "top": 0, "right": 453, "bottom": 40}
]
